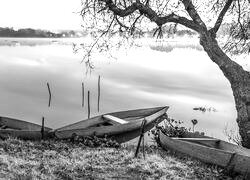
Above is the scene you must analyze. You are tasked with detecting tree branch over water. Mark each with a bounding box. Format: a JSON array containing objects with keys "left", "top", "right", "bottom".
[{"left": 98, "top": 0, "right": 201, "bottom": 32}]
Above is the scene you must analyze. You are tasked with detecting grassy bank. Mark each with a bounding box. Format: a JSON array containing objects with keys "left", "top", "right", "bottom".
[{"left": 0, "top": 137, "right": 239, "bottom": 179}]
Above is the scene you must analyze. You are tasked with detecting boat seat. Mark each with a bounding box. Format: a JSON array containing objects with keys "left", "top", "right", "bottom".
[{"left": 103, "top": 115, "right": 129, "bottom": 125}]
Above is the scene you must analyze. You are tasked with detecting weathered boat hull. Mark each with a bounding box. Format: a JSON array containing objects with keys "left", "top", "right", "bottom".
[
  {"left": 54, "top": 106, "right": 169, "bottom": 143},
  {"left": 0, "top": 116, "right": 52, "bottom": 140},
  {"left": 159, "top": 131, "right": 250, "bottom": 175},
  {"left": 0, "top": 116, "right": 51, "bottom": 131},
  {"left": 0, "top": 129, "right": 51, "bottom": 140}
]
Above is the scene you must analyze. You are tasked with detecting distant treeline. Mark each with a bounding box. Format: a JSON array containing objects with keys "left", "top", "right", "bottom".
[
  {"left": 147, "top": 23, "right": 233, "bottom": 37},
  {"left": 0, "top": 27, "right": 86, "bottom": 38},
  {"left": 147, "top": 25, "right": 197, "bottom": 38},
  {"left": 0, "top": 23, "right": 232, "bottom": 38}
]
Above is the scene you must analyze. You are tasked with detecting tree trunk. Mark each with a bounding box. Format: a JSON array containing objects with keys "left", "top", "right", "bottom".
[{"left": 199, "top": 32, "right": 250, "bottom": 148}]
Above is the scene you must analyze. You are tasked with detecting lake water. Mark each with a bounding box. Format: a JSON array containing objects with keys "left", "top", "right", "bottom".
[{"left": 0, "top": 37, "right": 249, "bottom": 142}]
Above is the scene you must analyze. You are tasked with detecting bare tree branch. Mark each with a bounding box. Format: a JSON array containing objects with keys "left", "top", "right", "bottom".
[
  {"left": 115, "top": 16, "right": 129, "bottom": 30},
  {"left": 99, "top": 0, "right": 202, "bottom": 32},
  {"left": 80, "top": 15, "right": 116, "bottom": 69},
  {"left": 236, "top": 0, "right": 246, "bottom": 38},
  {"left": 130, "top": 14, "right": 143, "bottom": 35},
  {"left": 210, "top": 0, "right": 234, "bottom": 35},
  {"left": 181, "top": 0, "right": 207, "bottom": 30}
]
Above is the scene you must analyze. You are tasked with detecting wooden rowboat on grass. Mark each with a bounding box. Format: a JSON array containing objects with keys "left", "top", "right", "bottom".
[
  {"left": 53, "top": 106, "right": 169, "bottom": 143},
  {"left": 0, "top": 116, "right": 52, "bottom": 140},
  {"left": 159, "top": 131, "right": 250, "bottom": 175}
]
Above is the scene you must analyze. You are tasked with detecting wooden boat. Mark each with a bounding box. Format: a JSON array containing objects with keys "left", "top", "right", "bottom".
[
  {"left": 159, "top": 131, "right": 250, "bottom": 175},
  {"left": 53, "top": 106, "right": 169, "bottom": 143},
  {"left": 0, "top": 116, "right": 52, "bottom": 140}
]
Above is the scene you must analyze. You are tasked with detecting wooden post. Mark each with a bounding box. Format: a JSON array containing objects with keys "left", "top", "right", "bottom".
[
  {"left": 88, "top": 91, "right": 90, "bottom": 119},
  {"left": 82, "top": 82, "right": 84, "bottom": 107},
  {"left": 41, "top": 117, "right": 45, "bottom": 140},
  {"left": 142, "top": 132, "right": 145, "bottom": 159},
  {"left": 97, "top": 75, "right": 100, "bottom": 112},
  {"left": 47, "top": 82, "right": 51, "bottom": 107},
  {"left": 135, "top": 119, "right": 147, "bottom": 158}
]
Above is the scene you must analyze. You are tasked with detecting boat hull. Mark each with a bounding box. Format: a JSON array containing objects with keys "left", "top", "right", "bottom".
[
  {"left": 159, "top": 131, "right": 250, "bottom": 175},
  {"left": 0, "top": 116, "right": 51, "bottom": 131},
  {"left": 56, "top": 106, "right": 168, "bottom": 131},
  {"left": 0, "top": 129, "right": 51, "bottom": 140},
  {"left": 55, "top": 106, "right": 169, "bottom": 143},
  {"left": 0, "top": 116, "right": 52, "bottom": 140}
]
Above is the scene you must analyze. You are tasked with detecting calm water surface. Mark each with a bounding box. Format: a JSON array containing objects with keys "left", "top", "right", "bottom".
[{"left": 0, "top": 37, "right": 249, "bottom": 141}]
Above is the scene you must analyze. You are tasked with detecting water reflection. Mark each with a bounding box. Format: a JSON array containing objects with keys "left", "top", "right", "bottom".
[{"left": 0, "top": 37, "right": 245, "bottom": 141}]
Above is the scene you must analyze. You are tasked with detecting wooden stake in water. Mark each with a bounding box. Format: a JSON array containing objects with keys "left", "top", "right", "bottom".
[
  {"left": 41, "top": 117, "right": 45, "bottom": 140},
  {"left": 88, "top": 91, "right": 90, "bottom": 119},
  {"left": 47, "top": 82, "right": 52, "bottom": 107},
  {"left": 98, "top": 75, "right": 101, "bottom": 112},
  {"left": 82, "top": 82, "right": 84, "bottom": 107}
]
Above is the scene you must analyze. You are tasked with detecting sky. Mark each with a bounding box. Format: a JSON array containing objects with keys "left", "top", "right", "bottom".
[{"left": 0, "top": 0, "right": 83, "bottom": 30}]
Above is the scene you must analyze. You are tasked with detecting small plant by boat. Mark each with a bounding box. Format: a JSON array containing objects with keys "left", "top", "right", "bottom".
[
  {"left": 151, "top": 118, "right": 205, "bottom": 146},
  {"left": 191, "top": 119, "right": 198, "bottom": 132},
  {"left": 223, "top": 124, "right": 242, "bottom": 146},
  {"left": 153, "top": 118, "right": 188, "bottom": 137},
  {"left": 151, "top": 118, "right": 189, "bottom": 145},
  {"left": 69, "top": 134, "right": 120, "bottom": 148}
]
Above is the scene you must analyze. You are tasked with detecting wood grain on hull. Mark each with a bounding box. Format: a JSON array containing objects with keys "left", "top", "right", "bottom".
[
  {"left": 0, "top": 129, "right": 51, "bottom": 140},
  {"left": 159, "top": 131, "right": 250, "bottom": 175},
  {"left": 55, "top": 106, "right": 169, "bottom": 141},
  {"left": 0, "top": 116, "right": 52, "bottom": 140},
  {"left": 56, "top": 106, "right": 167, "bottom": 131},
  {"left": 0, "top": 116, "right": 51, "bottom": 131}
]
